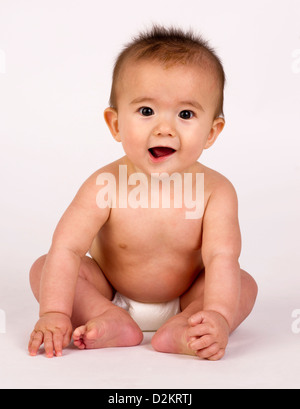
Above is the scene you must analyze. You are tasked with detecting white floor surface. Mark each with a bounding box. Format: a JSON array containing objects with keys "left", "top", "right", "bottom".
[{"left": 1, "top": 270, "right": 300, "bottom": 389}]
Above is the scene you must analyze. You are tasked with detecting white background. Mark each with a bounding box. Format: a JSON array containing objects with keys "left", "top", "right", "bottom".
[{"left": 0, "top": 0, "right": 300, "bottom": 389}]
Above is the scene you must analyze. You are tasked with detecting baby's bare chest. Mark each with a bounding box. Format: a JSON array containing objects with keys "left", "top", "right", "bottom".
[
  {"left": 90, "top": 207, "right": 204, "bottom": 300},
  {"left": 106, "top": 206, "right": 202, "bottom": 253}
]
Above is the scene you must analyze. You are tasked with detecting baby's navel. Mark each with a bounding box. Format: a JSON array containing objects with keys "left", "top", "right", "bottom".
[{"left": 119, "top": 243, "right": 127, "bottom": 250}]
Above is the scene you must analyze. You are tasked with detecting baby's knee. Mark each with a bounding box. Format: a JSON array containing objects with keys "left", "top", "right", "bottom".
[
  {"left": 29, "top": 254, "right": 47, "bottom": 298},
  {"left": 240, "top": 270, "right": 258, "bottom": 313},
  {"left": 242, "top": 270, "right": 258, "bottom": 297}
]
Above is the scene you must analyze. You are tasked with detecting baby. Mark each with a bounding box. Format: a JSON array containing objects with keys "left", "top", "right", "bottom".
[{"left": 28, "top": 26, "right": 258, "bottom": 360}]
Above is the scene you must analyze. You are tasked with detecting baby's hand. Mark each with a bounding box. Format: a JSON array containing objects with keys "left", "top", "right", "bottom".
[
  {"left": 28, "top": 312, "right": 73, "bottom": 358},
  {"left": 187, "top": 310, "right": 229, "bottom": 360}
]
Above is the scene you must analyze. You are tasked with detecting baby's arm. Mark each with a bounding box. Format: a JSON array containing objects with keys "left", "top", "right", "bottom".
[
  {"left": 28, "top": 171, "right": 110, "bottom": 357},
  {"left": 187, "top": 176, "right": 241, "bottom": 359},
  {"left": 201, "top": 176, "right": 241, "bottom": 328}
]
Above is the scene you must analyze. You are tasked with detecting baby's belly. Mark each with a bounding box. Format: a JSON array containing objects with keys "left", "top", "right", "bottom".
[{"left": 90, "top": 240, "right": 203, "bottom": 303}]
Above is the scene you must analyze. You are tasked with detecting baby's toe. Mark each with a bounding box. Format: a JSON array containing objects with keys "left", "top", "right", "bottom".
[
  {"left": 73, "top": 325, "right": 86, "bottom": 340},
  {"left": 85, "top": 326, "right": 100, "bottom": 340}
]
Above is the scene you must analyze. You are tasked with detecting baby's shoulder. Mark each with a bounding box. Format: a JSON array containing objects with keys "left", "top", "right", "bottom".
[
  {"left": 73, "top": 158, "right": 124, "bottom": 203},
  {"left": 196, "top": 162, "right": 237, "bottom": 200},
  {"left": 83, "top": 158, "right": 124, "bottom": 185}
]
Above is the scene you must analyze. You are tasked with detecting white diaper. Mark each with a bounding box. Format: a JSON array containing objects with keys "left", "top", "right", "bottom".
[{"left": 112, "top": 292, "right": 181, "bottom": 332}]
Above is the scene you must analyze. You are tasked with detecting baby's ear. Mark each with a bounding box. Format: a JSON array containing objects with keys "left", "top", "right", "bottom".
[
  {"left": 204, "top": 117, "right": 225, "bottom": 149},
  {"left": 104, "top": 108, "right": 121, "bottom": 142}
]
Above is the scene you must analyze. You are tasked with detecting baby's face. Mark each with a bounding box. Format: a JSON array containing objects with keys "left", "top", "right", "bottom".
[{"left": 106, "top": 60, "right": 224, "bottom": 175}]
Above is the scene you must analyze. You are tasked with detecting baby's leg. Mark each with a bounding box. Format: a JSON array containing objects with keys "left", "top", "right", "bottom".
[
  {"left": 29, "top": 255, "right": 143, "bottom": 350},
  {"left": 151, "top": 269, "right": 258, "bottom": 359}
]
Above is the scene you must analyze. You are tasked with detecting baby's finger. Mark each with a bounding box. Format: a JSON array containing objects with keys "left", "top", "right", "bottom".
[
  {"left": 28, "top": 331, "right": 43, "bottom": 356},
  {"left": 44, "top": 330, "right": 54, "bottom": 358},
  {"left": 189, "top": 335, "right": 213, "bottom": 352},
  {"left": 187, "top": 323, "right": 211, "bottom": 338},
  {"left": 196, "top": 342, "right": 219, "bottom": 360},
  {"left": 53, "top": 331, "right": 63, "bottom": 357},
  {"left": 207, "top": 348, "right": 225, "bottom": 361},
  {"left": 188, "top": 312, "right": 205, "bottom": 326},
  {"left": 62, "top": 328, "right": 72, "bottom": 349}
]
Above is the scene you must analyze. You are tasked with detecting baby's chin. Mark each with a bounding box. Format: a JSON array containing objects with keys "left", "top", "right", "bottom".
[{"left": 124, "top": 152, "right": 197, "bottom": 177}]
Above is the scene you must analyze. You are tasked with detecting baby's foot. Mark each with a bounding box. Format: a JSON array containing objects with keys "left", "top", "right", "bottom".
[
  {"left": 151, "top": 313, "right": 197, "bottom": 356},
  {"left": 73, "top": 307, "right": 143, "bottom": 350}
]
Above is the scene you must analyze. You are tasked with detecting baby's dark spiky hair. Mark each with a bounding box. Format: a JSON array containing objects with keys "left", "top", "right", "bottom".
[{"left": 109, "top": 25, "right": 225, "bottom": 118}]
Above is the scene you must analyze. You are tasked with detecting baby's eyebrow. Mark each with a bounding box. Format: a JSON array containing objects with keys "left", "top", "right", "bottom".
[
  {"left": 130, "top": 97, "right": 204, "bottom": 112},
  {"left": 130, "top": 97, "right": 156, "bottom": 105},
  {"left": 180, "top": 100, "right": 204, "bottom": 112}
]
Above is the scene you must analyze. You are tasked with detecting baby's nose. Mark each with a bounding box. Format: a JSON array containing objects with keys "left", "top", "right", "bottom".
[{"left": 154, "top": 120, "right": 176, "bottom": 137}]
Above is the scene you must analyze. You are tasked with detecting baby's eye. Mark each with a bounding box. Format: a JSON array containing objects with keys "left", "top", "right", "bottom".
[
  {"left": 139, "top": 107, "right": 154, "bottom": 116},
  {"left": 179, "top": 110, "right": 194, "bottom": 120}
]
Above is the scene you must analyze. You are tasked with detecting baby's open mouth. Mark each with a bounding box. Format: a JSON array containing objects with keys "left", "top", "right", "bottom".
[{"left": 148, "top": 147, "right": 176, "bottom": 159}]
